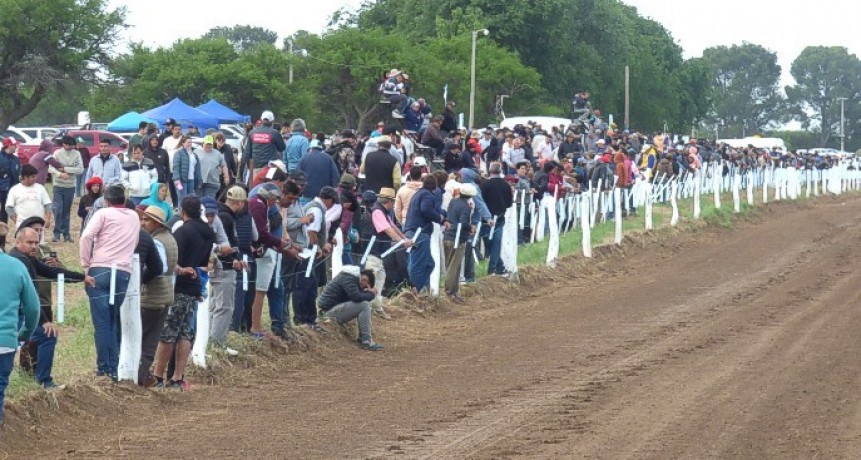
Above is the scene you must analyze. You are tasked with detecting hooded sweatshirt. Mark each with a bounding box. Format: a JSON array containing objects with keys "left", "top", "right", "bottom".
[
  {"left": 78, "top": 176, "right": 103, "bottom": 222},
  {"left": 122, "top": 155, "right": 158, "bottom": 198},
  {"left": 29, "top": 139, "right": 62, "bottom": 185},
  {"left": 140, "top": 182, "right": 174, "bottom": 221},
  {"left": 394, "top": 179, "right": 423, "bottom": 224},
  {"left": 143, "top": 134, "right": 171, "bottom": 184},
  {"left": 317, "top": 265, "right": 375, "bottom": 311},
  {"left": 614, "top": 152, "right": 630, "bottom": 188}
]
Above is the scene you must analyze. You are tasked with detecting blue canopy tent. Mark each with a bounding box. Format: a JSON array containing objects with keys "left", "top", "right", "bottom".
[
  {"left": 141, "top": 98, "right": 220, "bottom": 132},
  {"left": 196, "top": 99, "right": 249, "bottom": 124},
  {"left": 106, "top": 111, "right": 156, "bottom": 133}
]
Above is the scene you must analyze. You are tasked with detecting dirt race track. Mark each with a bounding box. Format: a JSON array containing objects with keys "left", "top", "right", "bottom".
[{"left": 3, "top": 196, "right": 861, "bottom": 459}]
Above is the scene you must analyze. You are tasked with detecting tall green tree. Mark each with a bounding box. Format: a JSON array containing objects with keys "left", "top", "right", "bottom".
[
  {"left": 0, "top": 0, "right": 125, "bottom": 131},
  {"left": 203, "top": 25, "right": 279, "bottom": 52},
  {"left": 785, "top": 46, "right": 861, "bottom": 146},
  {"left": 702, "top": 43, "right": 783, "bottom": 138},
  {"left": 347, "top": 0, "right": 694, "bottom": 131}
]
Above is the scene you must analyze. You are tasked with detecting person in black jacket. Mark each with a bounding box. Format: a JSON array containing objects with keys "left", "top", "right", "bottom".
[
  {"left": 441, "top": 101, "right": 458, "bottom": 137},
  {"left": 10, "top": 227, "right": 84, "bottom": 389},
  {"left": 152, "top": 196, "right": 215, "bottom": 389},
  {"left": 318, "top": 265, "right": 383, "bottom": 351},
  {"left": 480, "top": 162, "right": 514, "bottom": 276}
]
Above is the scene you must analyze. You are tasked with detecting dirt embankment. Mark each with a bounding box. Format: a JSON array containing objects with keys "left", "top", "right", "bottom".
[{"left": 3, "top": 196, "right": 861, "bottom": 459}]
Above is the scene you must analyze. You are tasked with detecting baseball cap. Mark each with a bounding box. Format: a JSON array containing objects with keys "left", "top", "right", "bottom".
[
  {"left": 165, "top": 118, "right": 177, "bottom": 126},
  {"left": 2, "top": 137, "right": 17, "bottom": 148},
  {"left": 201, "top": 197, "right": 219, "bottom": 215},
  {"left": 226, "top": 186, "right": 248, "bottom": 202},
  {"left": 413, "top": 156, "right": 427, "bottom": 167},
  {"left": 309, "top": 139, "right": 322, "bottom": 150},
  {"left": 289, "top": 170, "right": 307, "bottom": 185},
  {"left": 261, "top": 110, "right": 274, "bottom": 122},
  {"left": 257, "top": 182, "right": 282, "bottom": 200},
  {"left": 203, "top": 135, "right": 214, "bottom": 145}
]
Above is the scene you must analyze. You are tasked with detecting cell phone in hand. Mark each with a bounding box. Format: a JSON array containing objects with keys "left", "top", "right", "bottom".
[{"left": 49, "top": 251, "right": 57, "bottom": 259}]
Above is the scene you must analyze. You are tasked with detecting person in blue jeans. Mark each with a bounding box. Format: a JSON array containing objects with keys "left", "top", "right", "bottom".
[
  {"left": 402, "top": 175, "right": 449, "bottom": 293},
  {"left": 80, "top": 183, "right": 140, "bottom": 380},
  {"left": 0, "top": 249, "right": 40, "bottom": 425},
  {"left": 9, "top": 226, "right": 84, "bottom": 389},
  {"left": 172, "top": 136, "right": 202, "bottom": 200}
]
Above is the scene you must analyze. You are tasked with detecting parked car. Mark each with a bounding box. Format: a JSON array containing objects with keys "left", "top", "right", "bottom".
[
  {"left": 17, "top": 126, "right": 60, "bottom": 141},
  {"left": 1, "top": 126, "right": 35, "bottom": 144},
  {"left": 17, "top": 130, "right": 128, "bottom": 165}
]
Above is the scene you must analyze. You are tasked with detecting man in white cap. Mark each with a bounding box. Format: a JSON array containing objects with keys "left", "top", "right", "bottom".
[{"left": 243, "top": 110, "right": 286, "bottom": 186}]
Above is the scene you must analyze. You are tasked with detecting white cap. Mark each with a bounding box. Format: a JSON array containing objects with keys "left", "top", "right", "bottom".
[
  {"left": 261, "top": 110, "right": 274, "bottom": 121},
  {"left": 413, "top": 156, "right": 427, "bottom": 167}
]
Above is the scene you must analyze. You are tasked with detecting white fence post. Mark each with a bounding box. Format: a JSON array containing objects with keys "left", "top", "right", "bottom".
[{"left": 117, "top": 254, "right": 141, "bottom": 384}]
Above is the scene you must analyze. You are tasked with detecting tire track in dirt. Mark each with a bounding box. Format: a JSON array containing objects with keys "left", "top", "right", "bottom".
[{"left": 362, "top": 204, "right": 861, "bottom": 459}]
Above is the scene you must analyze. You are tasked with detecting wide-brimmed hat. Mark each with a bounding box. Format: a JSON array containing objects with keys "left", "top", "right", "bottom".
[
  {"left": 377, "top": 187, "right": 396, "bottom": 200},
  {"left": 138, "top": 206, "right": 168, "bottom": 228}
]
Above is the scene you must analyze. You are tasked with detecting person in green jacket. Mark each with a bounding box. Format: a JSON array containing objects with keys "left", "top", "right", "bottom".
[{"left": 0, "top": 251, "right": 40, "bottom": 425}]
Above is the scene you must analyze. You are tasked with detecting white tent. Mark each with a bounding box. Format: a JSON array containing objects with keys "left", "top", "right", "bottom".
[{"left": 717, "top": 137, "right": 787, "bottom": 150}]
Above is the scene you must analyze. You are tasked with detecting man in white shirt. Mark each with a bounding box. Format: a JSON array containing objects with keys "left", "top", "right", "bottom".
[{"left": 5, "top": 165, "right": 52, "bottom": 231}]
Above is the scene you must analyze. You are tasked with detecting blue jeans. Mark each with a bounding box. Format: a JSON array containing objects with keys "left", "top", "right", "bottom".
[
  {"left": 200, "top": 183, "right": 220, "bottom": 199},
  {"left": 231, "top": 257, "right": 256, "bottom": 332},
  {"left": 267, "top": 267, "right": 286, "bottom": 333},
  {"left": 488, "top": 216, "right": 506, "bottom": 274},
  {"left": 0, "top": 351, "right": 14, "bottom": 423},
  {"left": 291, "top": 258, "right": 318, "bottom": 325},
  {"left": 407, "top": 233, "right": 434, "bottom": 292},
  {"left": 86, "top": 267, "right": 131, "bottom": 378},
  {"left": 29, "top": 324, "right": 58, "bottom": 385},
  {"left": 75, "top": 173, "right": 84, "bottom": 197},
  {"left": 53, "top": 186, "right": 75, "bottom": 239},
  {"left": 176, "top": 180, "right": 195, "bottom": 202}
]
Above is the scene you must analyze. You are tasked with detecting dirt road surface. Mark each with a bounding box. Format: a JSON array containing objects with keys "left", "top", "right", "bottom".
[{"left": 3, "top": 197, "right": 861, "bottom": 459}]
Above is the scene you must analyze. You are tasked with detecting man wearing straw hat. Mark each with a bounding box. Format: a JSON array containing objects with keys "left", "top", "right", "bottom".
[{"left": 137, "top": 205, "right": 178, "bottom": 387}]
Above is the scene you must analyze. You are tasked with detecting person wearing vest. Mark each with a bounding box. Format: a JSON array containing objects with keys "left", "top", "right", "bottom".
[
  {"left": 362, "top": 188, "right": 411, "bottom": 319},
  {"left": 137, "top": 205, "right": 178, "bottom": 387},
  {"left": 211, "top": 187, "right": 250, "bottom": 346},
  {"left": 229, "top": 186, "right": 259, "bottom": 334},
  {"left": 292, "top": 186, "right": 338, "bottom": 333},
  {"left": 360, "top": 135, "right": 401, "bottom": 194}
]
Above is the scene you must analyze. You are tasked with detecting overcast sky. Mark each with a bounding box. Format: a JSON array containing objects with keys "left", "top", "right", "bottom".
[{"left": 111, "top": 0, "right": 860, "bottom": 88}]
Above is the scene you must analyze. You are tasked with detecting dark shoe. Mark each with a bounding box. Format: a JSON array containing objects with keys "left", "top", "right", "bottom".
[
  {"left": 64, "top": 236, "right": 73, "bottom": 243},
  {"left": 52, "top": 237, "right": 60, "bottom": 243},
  {"left": 167, "top": 379, "right": 189, "bottom": 390},
  {"left": 276, "top": 328, "right": 299, "bottom": 343},
  {"left": 140, "top": 374, "right": 158, "bottom": 388},
  {"left": 154, "top": 377, "right": 165, "bottom": 388},
  {"left": 305, "top": 323, "right": 328, "bottom": 334},
  {"left": 359, "top": 341, "right": 385, "bottom": 351},
  {"left": 447, "top": 294, "right": 466, "bottom": 305}
]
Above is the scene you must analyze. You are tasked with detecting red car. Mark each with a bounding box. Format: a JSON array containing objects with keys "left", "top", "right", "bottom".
[{"left": 17, "top": 130, "right": 128, "bottom": 165}]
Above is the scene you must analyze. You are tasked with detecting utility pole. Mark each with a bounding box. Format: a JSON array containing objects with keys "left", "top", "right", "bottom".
[
  {"left": 288, "top": 39, "right": 294, "bottom": 85},
  {"left": 469, "top": 29, "right": 489, "bottom": 130},
  {"left": 838, "top": 97, "right": 848, "bottom": 151},
  {"left": 624, "top": 66, "right": 630, "bottom": 130}
]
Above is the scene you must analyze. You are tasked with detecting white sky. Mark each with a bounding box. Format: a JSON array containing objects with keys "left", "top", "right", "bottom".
[{"left": 111, "top": 0, "right": 861, "bottom": 89}]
